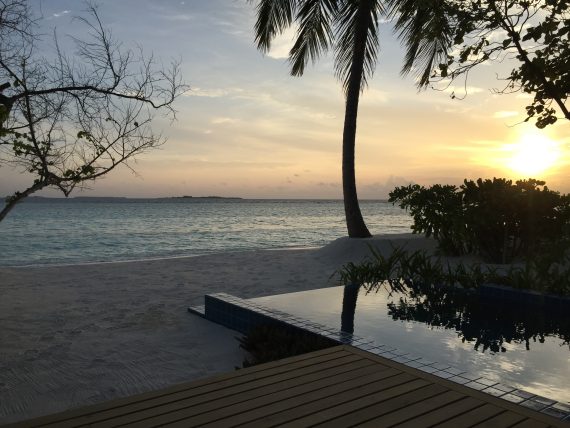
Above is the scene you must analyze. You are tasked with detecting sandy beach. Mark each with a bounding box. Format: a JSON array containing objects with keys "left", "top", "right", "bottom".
[{"left": 0, "top": 234, "right": 436, "bottom": 424}]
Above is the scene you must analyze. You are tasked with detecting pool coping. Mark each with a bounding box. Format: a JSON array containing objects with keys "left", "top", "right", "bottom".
[{"left": 189, "top": 292, "right": 570, "bottom": 422}]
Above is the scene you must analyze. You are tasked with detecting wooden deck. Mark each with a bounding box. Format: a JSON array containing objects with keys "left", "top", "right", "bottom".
[{"left": 5, "top": 345, "right": 568, "bottom": 428}]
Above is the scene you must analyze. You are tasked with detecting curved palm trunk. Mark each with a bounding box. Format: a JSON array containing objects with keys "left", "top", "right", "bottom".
[
  {"left": 341, "top": 282, "right": 361, "bottom": 335},
  {"left": 342, "top": 0, "right": 372, "bottom": 238}
]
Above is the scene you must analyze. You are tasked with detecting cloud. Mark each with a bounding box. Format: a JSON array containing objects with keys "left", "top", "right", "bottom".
[
  {"left": 267, "top": 26, "right": 298, "bottom": 59},
  {"left": 52, "top": 10, "right": 70, "bottom": 18},
  {"left": 186, "top": 87, "right": 230, "bottom": 98},
  {"left": 211, "top": 117, "right": 238, "bottom": 125},
  {"left": 361, "top": 88, "right": 390, "bottom": 104},
  {"left": 161, "top": 13, "right": 194, "bottom": 21},
  {"left": 493, "top": 111, "right": 519, "bottom": 119},
  {"left": 441, "top": 85, "right": 485, "bottom": 95}
]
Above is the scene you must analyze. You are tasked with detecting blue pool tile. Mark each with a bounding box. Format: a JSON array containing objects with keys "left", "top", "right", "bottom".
[
  {"left": 430, "top": 362, "right": 451, "bottom": 371},
  {"left": 542, "top": 406, "right": 570, "bottom": 419},
  {"left": 465, "top": 381, "right": 488, "bottom": 391},
  {"left": 531, "top": 395, "right": 556, "bottom": 406},
  {"left": 476, "top": 377, "right": 498, "bottom": 387},
  {"left": 460, "top": 372, "right": 481, "bottom": 381},
  {"left": 552, "top": 402, "right": 570, "bottom": 412},
  {"left": 448, "top": 376, "right": 471, "bottom": 385},
  {"left": 403, "top": 354, "right": 421, "bottom": 361},
  {"left": 368, "top": 348, "right": 389, "bottom": 356},
  {"left": 392, "top": 356, "right": 412, "bottom": 364},
  {"left": 492, "top": 383, "right": 516, "bottom": 393},
  {"left": 444, "top": 367, "right": 465, "bottom": 376},
  {"left": 415, "top": 358, "right": 435, "bottom": 366},
  {"left": 434, "top": 370, "right": 454, "bottom": 379},
  {"left": 484, "top": 387, "right": 507, "bottom": 397},
  {"left": 520, "top": 400, "right": 548, "bottom": 411},
  {"left": 419, "top": 365, "right": 439, "bottom": 374},
  {"left": 358, "top": 343, "right": 380, "bottom": 351},
  {"left": 512, "top": 389, "right": 535, "bottom": 400},
  {"left": 381, "top": 352, "right": 398, "bottom": 359},
  {"left": 405, "top": 360, "right": 423, "bottom": 369},
  {"left": 502, "top": 393, "right": 526, "bottom": 404}
]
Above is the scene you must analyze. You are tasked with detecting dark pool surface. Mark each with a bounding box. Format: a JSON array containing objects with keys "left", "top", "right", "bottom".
[{"left": 251, "top": 283, "right": 570, "bottom": 403}]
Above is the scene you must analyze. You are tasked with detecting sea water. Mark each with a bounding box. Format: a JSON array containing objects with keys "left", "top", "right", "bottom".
[{"left": 0, "top": 198, "right": 412, "bottom": 266}]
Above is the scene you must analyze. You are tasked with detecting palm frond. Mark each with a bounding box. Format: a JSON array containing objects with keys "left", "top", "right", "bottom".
[
  {"left": 251, "top": 0, "right": 299, "bottom": 53},
  {"left": 387, "top": 0, "right": 452, "bottom": 88},
  {"left": 333, "top": 0, "right": 384, "bottom": 94},
  {"left": 289, "top": 0, "right": 338, "bottom": 76}
]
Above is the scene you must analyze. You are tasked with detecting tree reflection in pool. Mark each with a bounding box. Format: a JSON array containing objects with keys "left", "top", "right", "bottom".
[{"left": 348, "top": 281, "right": 570, "bottom": 354}]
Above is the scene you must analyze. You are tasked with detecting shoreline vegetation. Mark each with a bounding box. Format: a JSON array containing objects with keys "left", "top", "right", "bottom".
[{"left": 339, "top": 178, "right": 570, "bottom": 297}]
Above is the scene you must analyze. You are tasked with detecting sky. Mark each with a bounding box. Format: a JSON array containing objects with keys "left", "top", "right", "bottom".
[{"left": 1, "top": 0, "right": 569, "bottom": 199}]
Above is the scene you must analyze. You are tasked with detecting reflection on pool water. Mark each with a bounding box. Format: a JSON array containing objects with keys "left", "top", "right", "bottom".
[{"left": 250, "top": 283, "right": 570, "bottom": 403}]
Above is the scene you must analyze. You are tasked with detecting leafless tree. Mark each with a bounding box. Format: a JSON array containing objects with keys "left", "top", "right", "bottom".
[{"left": 0, "top": 1, "right": 188, "bottom": 221}]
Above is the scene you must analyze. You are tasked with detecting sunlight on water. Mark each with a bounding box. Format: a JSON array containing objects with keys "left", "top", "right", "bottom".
[{"left": 0, "top": 199, "right": 412, "bottom": 266}]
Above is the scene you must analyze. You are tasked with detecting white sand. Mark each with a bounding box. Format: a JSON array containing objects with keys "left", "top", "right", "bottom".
[{"left": 0, "top": 234, "right": 435, "bottom": 424}]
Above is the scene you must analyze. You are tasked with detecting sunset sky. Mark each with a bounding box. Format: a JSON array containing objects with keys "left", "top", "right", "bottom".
[{"left": 1, "top": 0, "right": 569, "bottom": 199}]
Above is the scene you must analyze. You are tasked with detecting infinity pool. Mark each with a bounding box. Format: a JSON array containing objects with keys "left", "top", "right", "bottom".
[{"left": 250, "top": 283, "right": 570, "bottom": 403}]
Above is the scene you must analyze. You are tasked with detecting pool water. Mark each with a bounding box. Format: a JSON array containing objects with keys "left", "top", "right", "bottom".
[{"left": 250, "top": 283, "right": 570, "bottom": 403}]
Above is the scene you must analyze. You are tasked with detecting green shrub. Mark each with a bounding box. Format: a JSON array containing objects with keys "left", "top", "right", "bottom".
[
  {"left": 389, "top": 178, "right": 570, "bottom": 263},
  {"left": 336, "top": 245, "right": 570, "bottom": 296},
  {"left": 237, "top": 324, "right": 336, "bottom": 368}
]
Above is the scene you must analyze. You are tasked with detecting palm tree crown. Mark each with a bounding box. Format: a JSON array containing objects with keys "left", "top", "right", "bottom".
[{"left": 250, "top": 0, "right": 385, "bottom": 238}]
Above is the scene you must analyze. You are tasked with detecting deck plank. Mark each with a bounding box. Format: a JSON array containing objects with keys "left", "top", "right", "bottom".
[
  {"left": 393, "top": 396, "right": 484, "bottom": 427},
  {"left": 111, "top": 360, "right": 388, "bottom": 428},
  {"left": 278, "top": 382, "right": 444, "bottom": 428},
  {"left": 5, "top": 345, "right": 568, "bottom": 428},
  {"left": 471, "top": 411, "right": 528, "bottom": 428},
  {"left": 92, "top": 354, "right": 371, "bottom": 428},
  {"left": 511, "top": 419, "right": 552, "bottom": 428},
  {"left": 25, "top": 347, "right": 353, "bottom": 428},
  {"left": 434, "top": 404, "right": 506, "bottom": 428},
  {"left": 165, "top": 366, "right": 407, "bottom": 427},
  {"left": 326, "top": 389, "right": 463, "bottom": 428}
]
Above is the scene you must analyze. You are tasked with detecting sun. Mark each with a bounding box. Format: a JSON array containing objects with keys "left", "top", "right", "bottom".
[{"left": 506, "top": 130, "right": 561, "bottom": 176}]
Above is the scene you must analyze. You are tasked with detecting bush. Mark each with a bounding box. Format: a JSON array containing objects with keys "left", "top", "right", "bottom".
[
  {"left": 237, "top": 324, "right": 336, "bottom": 368},
  {"left": 389, "top": 178, "right": 570, "bottom": 263},
  {"left": 337, "top": 245, "right": 570, "bottom": 296}
]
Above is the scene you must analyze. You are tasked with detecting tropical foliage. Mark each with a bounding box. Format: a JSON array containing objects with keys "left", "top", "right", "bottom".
[
  {"left": 389, "top": 0, "right": 570, "bottom": 128},
  {"left": 337, "top": 244, "right": 570, "bottom": 296},
  {"left": 249, "top": 0, "right": 388, "bottom": 237},
  {"left": 389, "top": 178, "right": 570, "bottom": 263}
]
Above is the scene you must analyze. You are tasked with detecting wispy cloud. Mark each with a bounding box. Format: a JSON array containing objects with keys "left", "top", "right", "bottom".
[
  {"left": 493, "top": 110, "right": 519, "bottom": 119},
  {"left": 211, "top": 117, "right": 238, "bottom": 125},
  {"left": 185, "top": 87, "right": 243, "bottom": 98},
  {"left": 52, "top": 10, "right": 70, "bottom": 18},
  {"left": 267, "top": 26, "right": 297, "bottom": 59}
]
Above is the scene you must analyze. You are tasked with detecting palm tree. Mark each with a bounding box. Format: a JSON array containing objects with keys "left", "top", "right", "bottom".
[
  {"left": 250, "top": 0, "right": 385, "bottom": 238},
  {"left": 385, "top": 0, "right": 452, "bottom": 88}
]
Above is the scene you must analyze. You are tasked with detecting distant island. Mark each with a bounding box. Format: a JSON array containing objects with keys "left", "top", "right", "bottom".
[
  {"left": 171, "top": 196, "right": 243, "bottom": 200},
  {"left": 15, "top": 196, "right": 243, "bottom": 202}
]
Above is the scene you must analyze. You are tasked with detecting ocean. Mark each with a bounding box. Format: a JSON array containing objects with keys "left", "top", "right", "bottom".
[{"left": 0, "top": 198, "right": 412, "bottom": 267}]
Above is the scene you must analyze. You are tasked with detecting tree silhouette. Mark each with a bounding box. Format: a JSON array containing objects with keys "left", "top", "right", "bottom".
[
  {"left": 249, "top": 0, "right": 391, "bottom": 238},
  {"left": 0, "top": 1, "right": 187, "bottom": 221},
  {"left": 388, "top": 0, "right": 569, "bottom": 128}
]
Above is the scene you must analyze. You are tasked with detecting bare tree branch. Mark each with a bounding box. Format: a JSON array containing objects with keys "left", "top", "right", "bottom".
[{"left": 0, "top": 0, "right": 189, "bottom": 221}]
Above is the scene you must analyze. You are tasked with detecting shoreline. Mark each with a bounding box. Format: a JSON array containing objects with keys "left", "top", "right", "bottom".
[
  {"left": 0, "top": 234, "right": 443, "bottom": 424},
  {"left": 1, "top": 244, "right": 324, "bottom": 270},
  {"left": 1, "top": 243, "right": 352, "bottom": 424}
]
